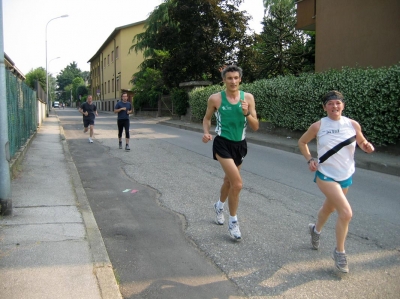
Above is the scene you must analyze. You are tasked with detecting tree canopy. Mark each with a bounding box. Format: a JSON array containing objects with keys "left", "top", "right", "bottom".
[
  {"left": 56, "top": 62, "right": 85, "bottom": 102},
  {"left": 25, "top": 67, "right": 46, "bottom": 90},
  {"left": 131, "top": 0, "right": 251, "bottom": 88},
  {"left": 56, "top": 62, "right": 83, "bottom": 91},
  {"left": 255, "top": 0, "right": 314, "bottom": 78}
]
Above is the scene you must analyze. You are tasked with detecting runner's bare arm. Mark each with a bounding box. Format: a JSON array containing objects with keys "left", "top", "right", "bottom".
[
  {"left": 202, "top": 94, "right": 218, "bottom": 143},
  {"left": 243, "top": 93, "right": 259, "bottom": 131},
  {"left": 351, "top": 119, "right": 374, "bottom": 153},
  {"left": 298, "top": 121, "right": 320, "bottom": 171}
]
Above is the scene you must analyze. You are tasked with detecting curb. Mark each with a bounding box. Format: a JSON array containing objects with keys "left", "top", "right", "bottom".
[
  {"left": 58, "top": 116, "right": 123, "bottom": 299},
  {"left": 159, "top": 121, "right": 400, "bottom": 177}
]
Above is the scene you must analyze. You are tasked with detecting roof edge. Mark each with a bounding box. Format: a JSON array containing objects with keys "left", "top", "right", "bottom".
[{"left": 87, "top": 19, "right": 147, "bottom": 64}]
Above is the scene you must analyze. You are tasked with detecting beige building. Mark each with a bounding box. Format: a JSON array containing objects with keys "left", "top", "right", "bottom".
[
  {"left": 88, "top": 20, "right": 146, "bottom": 111},
  {"left": 296, "top": 0, "right": 400, "bottom": 72}
]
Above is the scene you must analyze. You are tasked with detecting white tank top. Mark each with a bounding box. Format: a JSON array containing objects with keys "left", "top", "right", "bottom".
[{"left": 317, "top": 116, "right": 356, "bottom": 181}]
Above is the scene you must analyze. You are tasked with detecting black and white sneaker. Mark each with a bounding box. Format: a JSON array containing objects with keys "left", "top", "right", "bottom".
[
  {"left": 125, "top": 144, "right": 130, "bottom": 151},
  {"left": 119, "top": 142, "right": 122, "bottom": 149},
  {"left": 214, "top": 203, "right": 225, "bottom": 225},
  {"left": 228, "top": 221, "right": 242, "bottom": 241},
  {"left": 332, "top": 248, "right": 349, "bottom": 273},
  {"left": 309, "top": 223, "right": 320, "bottom": 250}
]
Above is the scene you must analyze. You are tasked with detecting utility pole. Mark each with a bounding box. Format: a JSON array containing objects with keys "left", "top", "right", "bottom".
[
  {"left": 46, "top": 15, "right": 68, "bottom": 116},
  {"left": 0, "top": 0, "right": 12, "bottom": 215}
]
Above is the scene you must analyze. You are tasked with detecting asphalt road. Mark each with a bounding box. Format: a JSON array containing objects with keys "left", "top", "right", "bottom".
[{"left": 57, "top": 108, "right": 400, "bottom": 299}]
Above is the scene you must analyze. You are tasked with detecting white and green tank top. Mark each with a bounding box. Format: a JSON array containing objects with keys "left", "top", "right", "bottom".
[{"left": 214, "top": 91, "right": 247, "bottom": 141}]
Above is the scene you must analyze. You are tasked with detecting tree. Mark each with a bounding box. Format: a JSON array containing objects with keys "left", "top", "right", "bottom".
[
  {"left": 236, "top": 33, "right": 260, "bottom": 83},
  {"left": 63, "top": 84, "right": 73, "bottom": 105},
  {"left": 255, "top": 0, "right": 313, "bottom": 78},
  {"left": 130, "top": 67, "right": 166, "bottom": 112},
  {"left": 130, "top": 1, "right": 176, "bottom": 72},
  {"left": 131, "top": 0, "right": 252, "bottom": 88},
  {"left": 25, "top": 67, "right": 46, "bottom": 90},
  {"left": 301, "top": 31, "right": 315, "bottom": 73},
  {"left": 72, "top": 77, "right": 85, "bottom": 100},
  {"left": 81, "top": 71, "right": 90, "bottom": 83},
  {"left": 77, "top": 85, "right": 89, "bottom": 100},
  {"left": 56, "top": 62, "right": 83, "bottom": 101},
  {"left": 263, "top": 0, "right": 280, "bottom": 15},
  {"left": 52, "top": 62, "right": 88, "bottom": 104}
]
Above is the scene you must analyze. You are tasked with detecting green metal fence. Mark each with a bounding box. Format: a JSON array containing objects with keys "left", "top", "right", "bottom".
[{"left": 5, "top": 68, "right": 37, "bottom": 159}]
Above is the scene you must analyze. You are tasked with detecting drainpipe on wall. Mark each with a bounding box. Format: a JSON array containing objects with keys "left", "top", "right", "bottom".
[
  {"left": 114, "top": 38, "right": 117, "bottom": 100},
  {"left": 101, "top": 52, "right": 103, "bottom": 107}
]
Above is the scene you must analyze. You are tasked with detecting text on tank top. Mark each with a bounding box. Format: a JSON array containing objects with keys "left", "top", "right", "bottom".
[{"left": 317, "top": 116, "right": 356, "bottom": 181}]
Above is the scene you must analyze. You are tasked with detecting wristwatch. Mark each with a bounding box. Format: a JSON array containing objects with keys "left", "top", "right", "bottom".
[{"left": 244, "top": 111, "right": 251, "bottom": 116}]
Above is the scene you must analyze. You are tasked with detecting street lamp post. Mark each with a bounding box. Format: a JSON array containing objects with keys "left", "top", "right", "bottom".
[
  {"left": 48, "top": 56, "right": 60, "bottom": 109},
  {"left": 46, "top": 14, "right": 68, "bottom": 116}
]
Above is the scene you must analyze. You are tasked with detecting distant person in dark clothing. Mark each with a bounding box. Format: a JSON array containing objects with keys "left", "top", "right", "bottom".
[
  {"left": 79, "top": 95, "right": 98, "bottom": 143},
  {"left": 114, "top": 92, "right": 133, "bottom": 150}
]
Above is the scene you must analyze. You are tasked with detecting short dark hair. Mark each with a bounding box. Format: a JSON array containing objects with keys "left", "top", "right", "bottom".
[
  {"left": 322, "top": 90, "right": 344, "bottom": 105},
  {"left": 221, "top": 65, "right": 243, "bottom": 79},
  {"left": 121, "top": 92, "right": 128, "bottom": 99}
]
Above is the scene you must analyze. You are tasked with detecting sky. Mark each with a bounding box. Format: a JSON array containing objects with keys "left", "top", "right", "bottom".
[{"left": 2, "top": 0, "right": 264, "bottom": 77}]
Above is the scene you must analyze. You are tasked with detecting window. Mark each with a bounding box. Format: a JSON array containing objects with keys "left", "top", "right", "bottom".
[
  {"left": 117, "top": 77, "right": 120, "bottom": 91},
  {"left": 111, "top": 51, "right": 114, "bottom": 62},
  {"left": 108, "top": 80, "right": 110, "bottom": 93},
  {"left": 104, "top": 58, "right": 106, "bottom": 68},
  {"left": 108, "top": 54, "right": 110, "bottom": 65},
  {"left": 115, "top": 46, "right": 119, "bottom": 59},
  {"left": 112, "top": 79, "right": 114, "bottom": 92}
]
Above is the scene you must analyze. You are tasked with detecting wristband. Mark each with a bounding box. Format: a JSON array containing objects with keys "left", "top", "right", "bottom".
[
  {"left": 307, "top": 158, "right": 314, "bottom": 164},
  {"left": 244, "top": 111, "right": 251, "bottom": 117}
]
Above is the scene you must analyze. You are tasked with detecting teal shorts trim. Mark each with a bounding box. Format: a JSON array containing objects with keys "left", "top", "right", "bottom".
[{"left": 314, "top": 171, "right": 353, "bottom": 188}]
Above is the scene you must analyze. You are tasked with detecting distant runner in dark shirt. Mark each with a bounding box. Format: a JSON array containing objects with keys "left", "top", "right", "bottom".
[
  {"left": 79, "top": 95, "right": 98, "bottom": 143},
  {"left": 114, "top": 92, "right": 133, "bottom": 150}
]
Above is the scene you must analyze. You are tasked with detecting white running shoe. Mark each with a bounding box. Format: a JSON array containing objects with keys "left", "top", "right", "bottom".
[
  {"left": 309, "top": 223, "right": 320, "bottom": 250},
  {"left": 332, "top": 248, "right": 349, "bottom": 273},
  {"left": 214, "top": 203, "right": 225, "bottom": 225},
  {"left": 88, "top": 138, "right": 93, "bottom": 143},
  {"left": 228, "top": 221, "right": 242, "bottom": 241}
]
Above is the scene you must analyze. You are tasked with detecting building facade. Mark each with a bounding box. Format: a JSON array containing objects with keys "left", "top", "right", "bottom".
[
  {"left": 296, "top": 0, "right": 400, "bottom": 72},
  {"left": 88, "top": 20, "right": 146, "bottom": 111}
]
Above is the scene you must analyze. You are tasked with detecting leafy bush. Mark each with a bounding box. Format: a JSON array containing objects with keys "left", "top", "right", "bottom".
[
  {"left": 131, "top": 68, "right": 164, "bottom": 110},
  {"left": 171, "top": 88, "right": 189, "bottom": 116},
  {"left": 189, "top": 64, "right": 400, "bottom": 146},
  {"left": 189, "top": 85, "right": 224, "bottom": 123}
]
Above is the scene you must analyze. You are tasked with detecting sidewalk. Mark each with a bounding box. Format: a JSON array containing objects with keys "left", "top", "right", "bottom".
[
  {"left": 0, "top": 113, "right": 122, "bottom": 299},
  {"left": 158, "top": 118, "right": 400, "bottom": 177}
]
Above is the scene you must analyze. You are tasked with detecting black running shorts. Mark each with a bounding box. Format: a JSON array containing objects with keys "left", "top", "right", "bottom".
[
  {"left": 83, "top": 117, "right": 95, "bottom": 127},
  {"left": 213, "top": 135, "right": 247, "bottom": 166}
]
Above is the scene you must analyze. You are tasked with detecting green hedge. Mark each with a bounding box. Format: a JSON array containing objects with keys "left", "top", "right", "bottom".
[{"left": 189, "top": 64, "right": 400, "bottom": 146}]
